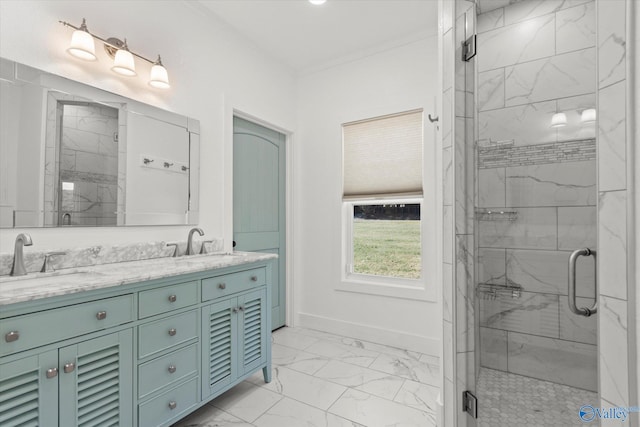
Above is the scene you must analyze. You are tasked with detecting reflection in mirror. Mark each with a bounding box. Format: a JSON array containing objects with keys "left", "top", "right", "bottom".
[
  {"left": 0, "top": 57, "right": 200, "bottom": 228},
  {"left": 57, "top": 102, "right": 119, "bottom": 226}
]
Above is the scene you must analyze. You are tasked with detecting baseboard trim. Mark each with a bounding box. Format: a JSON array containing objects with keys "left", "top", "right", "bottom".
[{"left": 297, "top": 312, "right": 440, "bottom": 356}]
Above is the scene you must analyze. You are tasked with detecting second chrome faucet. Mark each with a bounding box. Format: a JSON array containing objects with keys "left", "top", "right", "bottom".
[{"left": 186, "top": 227, "right": 204, "bottom": 255}]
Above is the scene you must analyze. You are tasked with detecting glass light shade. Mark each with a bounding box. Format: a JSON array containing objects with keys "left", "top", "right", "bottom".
[
  {"left": 67, "top": 29, "right": 96, "bottom": 61},
  {"left": 550, "top": 112, "right": 567, "bottom": 128},
  {"left": 309, "top": 0, "right": 326, "bottom": 4},
  {"left": 111, "top": 49, "right": 136, "bottom": 76},
  {"left": 149, "top": 63, "right": 170, "bottom": 89},
  {"left": 581, "top": 108, "right": 596, "bottom": 123}
]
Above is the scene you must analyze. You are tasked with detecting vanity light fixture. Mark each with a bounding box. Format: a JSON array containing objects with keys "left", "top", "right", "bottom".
[
  {"left": 550, "top": 112, "right": 567, "bottom": 128},
  {"left": 581, "top": 108, "right": 596, "bottom": 124},
  {"left": 60, "top": 19, "right": 170, "bottom": 89},
  {"left": 66, "top": 18, "right": 96, "bottom": 61},
  {"left": 309, "top": 0, "right": 327, "bottom": 5}
]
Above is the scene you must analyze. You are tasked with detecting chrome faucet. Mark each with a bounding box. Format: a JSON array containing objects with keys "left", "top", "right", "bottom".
[
  {"left": 186, "top": 227, "right": 204, "bottom": 255},
  {"left": 10, "top": 233, "right": 33, "bottom": 276}
]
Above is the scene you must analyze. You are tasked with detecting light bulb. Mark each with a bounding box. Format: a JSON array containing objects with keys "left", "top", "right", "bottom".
[
  {"left": 581, "top": 108, "right": 596, "bottom": 123},
  {"left": 550, "top": 112, "right": 567, "bottom": 128},
  {"left": 66, "top": 19, "right": 96, "bottom": 61},
  {"left": 111, "top": 40, "right": 136, "bottom": 76},
  {"left": 149, "top": 55, "right": 170, "bottom": 89}
]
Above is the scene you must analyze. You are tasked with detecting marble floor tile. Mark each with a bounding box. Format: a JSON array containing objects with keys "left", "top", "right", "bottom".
[
  {"left": 269, "top": 343, "right": 331, "bottom": 375},
  {"left": 254, "top": 397, "right": 364, "bottom": 427},
  {"left": 173, "top": 327, "right": 440, "bottom": 427},
  {"left": 369, "top": 353, "right": 440, "bottom": 386},
  {"left": 173, "top": 405, "right": 254, "bottom": 427},
  {"left": 393, "top": 380, "right": 440, "bottom": 415},
  {"left": 329, "top": 389, "right": 436, "bottom": 427},
  {"left": 272, "top": 327, "right": 321, "bottom": 350},
  {"left": 209, "top": 381, "right": 283, "bottom": 423},
  {"left": 257, "top": 366, "right": 347, "bottom": 410},
  {"left": 314, "top": 360, "right": 405, "bottom": 400},
  {"left": 304, "top": 339, "right": 381, "bottom": 368}
]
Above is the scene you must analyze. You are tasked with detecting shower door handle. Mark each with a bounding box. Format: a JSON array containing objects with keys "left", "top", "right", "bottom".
[{"left": 568, "top": 248, "right": 597, "bottom": 317}]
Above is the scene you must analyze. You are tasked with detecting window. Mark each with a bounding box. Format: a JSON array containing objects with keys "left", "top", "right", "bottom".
[{"left": 342, "top": 110, "right": 423, "bottom": 284}]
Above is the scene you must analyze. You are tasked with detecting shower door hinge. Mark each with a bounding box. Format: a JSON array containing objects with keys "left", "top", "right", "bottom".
[
  {"left": 462, "top": 390, "right": 478, "bottom": 418},
  {"left": 462, "top": 35, "right": 477, "bottom": 62}
]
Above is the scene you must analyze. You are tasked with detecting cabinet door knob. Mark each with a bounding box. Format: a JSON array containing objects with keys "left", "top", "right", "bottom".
[
  {"left": 168, "top": 364, "right": 177, "bottom": 374},
  {"left": 251, "top": 275, "right": 258, "bottom": 282},
  {"left": 63, "top": 362, "right": 76, "bottom": 373},
  {"left": 5, "top": 331, "right": 19, "bottom": 343},
  {"left": 96, "top": 311, "right": 107, "bottom": 320},
  {"left": 46, "top": 368, "right": 58, "bottom": 379},
  {"left": 218, "top": 283, "right": 226, "bottom": 290},
  {"left": 238, "top": 306, "right": 245, "bottom": 312},
  {"left": 168, "top": 328, "right": 177, "bottom": 336},
  {"left": 168, "top": 401, "right": 177, "bottom": 410},
  {"left": 232, "top": 307, "right": 239, "bottom": 313},
  {"left": 168, "top": 295, "right": 177, "bottom": 303}
]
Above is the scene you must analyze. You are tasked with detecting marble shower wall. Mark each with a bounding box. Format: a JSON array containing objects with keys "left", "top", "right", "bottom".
[
  {"left": 475, "top": 0, "right": 598, "bottom": 392},
  {"left": 441, "top": 0, "right": 476, "bottom": 426},
  {"left": 596, "top": 0, "right": 634, "bottom": 419}
]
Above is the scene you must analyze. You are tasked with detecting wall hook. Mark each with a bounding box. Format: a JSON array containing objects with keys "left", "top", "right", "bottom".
[{"left": 428, "top": 114, "right": 439, "bottom": 123}]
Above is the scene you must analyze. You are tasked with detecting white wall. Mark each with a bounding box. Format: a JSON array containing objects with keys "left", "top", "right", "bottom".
[
  {"left": 294, "top": 37, "right": 441, "bottom": 354},
  {"left": 0, "top": 0, "right": 296, "bottom": 252}
]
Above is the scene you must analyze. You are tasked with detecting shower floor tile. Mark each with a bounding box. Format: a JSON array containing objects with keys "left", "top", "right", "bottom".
[{"left": 477, "top": 368, "right": 598, "bottom": 426}]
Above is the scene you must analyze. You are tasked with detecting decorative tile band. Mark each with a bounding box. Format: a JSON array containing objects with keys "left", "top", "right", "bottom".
[{"left": 478, "top": 139, "right": 596, "bottom": 169}]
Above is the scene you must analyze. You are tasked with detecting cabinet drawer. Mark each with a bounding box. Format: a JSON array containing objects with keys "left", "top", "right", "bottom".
[
  {"left": 138, "top": 343, "right": 198, "bottom": 399},
  {"left": 138, "top": 310, "right": 198, "bottom": 359},
  {"left": 0, "top": 294, "right": 134, "bottom": 357},
  {"left": 138, "top": 377, "right": 199, "bottom": 427},
  {"left": 202, "top": 267, "right": 266, "bottom": 301},
  {"left": 139, "top": 281, "right": 198, "bottom": 319}
]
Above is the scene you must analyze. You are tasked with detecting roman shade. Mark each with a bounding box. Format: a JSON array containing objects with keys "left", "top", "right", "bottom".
[{"left": 343, "top": 109, "right": 423, "bottom": 199}]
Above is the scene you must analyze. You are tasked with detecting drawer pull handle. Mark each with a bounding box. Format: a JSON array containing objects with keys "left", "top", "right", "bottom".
[
  {"left": 96, "top": 311, "right": 107, "bottom": 320},
  {"left": 168, "top": 295, "right": 177, "bottom": 303},
  {"left": 64, "top": 362, "right": 76, "bottom": 373},
  {"left": 46, "top": 368, "right": 58, "bottom": 379},
  {"left": 5, "top": 331, "right": 19, "bottom": 343},
  {"left": 168, "top": 401, "right": 177, "bottom": 410},
  {"left": 168, "top": 364, "right": 177, "bottom": 374},
  {"left": 251, "top": 275, "right": 258, "bottom": 282},
  {"left": 218, "top": 283, "right": 226, "bottom": 290},
  {"left": 168, "top": 328, "right": 177, "bottom": 336}
]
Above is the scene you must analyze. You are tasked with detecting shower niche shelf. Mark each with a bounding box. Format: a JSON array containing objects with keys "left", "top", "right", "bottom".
[
  {"left": 477, "top": 282, "right": 522, "bottom": 299},
  {"left": 476, "top": 210, "right": 518, "bottom": 221}
]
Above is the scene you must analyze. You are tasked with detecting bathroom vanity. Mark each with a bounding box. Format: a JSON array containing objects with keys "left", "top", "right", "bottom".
[{"left": 0, "top": 252, "right": 274, "bottom": 427}]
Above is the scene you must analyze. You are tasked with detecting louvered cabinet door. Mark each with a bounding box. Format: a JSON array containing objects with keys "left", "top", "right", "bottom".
[
  {"left": 202, "top": 298, "right": 237, "bottom": 398},
  {"left": 58, "top": 329, "right": 133, "bottom": 427},
  {"left": 0, "top": 350, "right": 58, "bottom": 427},
  {"left": 238, "top": 288, "right": 267, "bottom": 374}
]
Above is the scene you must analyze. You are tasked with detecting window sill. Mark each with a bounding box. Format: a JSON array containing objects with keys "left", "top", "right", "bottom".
[{"left": 337, "top": 275, "right": 435, "bottom": 301}]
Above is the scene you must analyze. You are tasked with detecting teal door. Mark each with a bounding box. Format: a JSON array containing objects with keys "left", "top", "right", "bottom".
[{"left": 233, "top": 117, "right": 286, "bottom": 330}]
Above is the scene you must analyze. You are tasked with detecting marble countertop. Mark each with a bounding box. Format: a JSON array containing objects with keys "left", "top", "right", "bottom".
[{"left": 0, "top": 251, "right": 276, "bottom": 307}]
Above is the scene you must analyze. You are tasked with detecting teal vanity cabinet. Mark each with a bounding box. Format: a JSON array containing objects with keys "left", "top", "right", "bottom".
[
  {"left": 201, "top": 266, "right": 271, "bottom": 399},
  {"left": 0, "top": 295, "right": 135, "bottom": 426},
  {"left": 136, "top": 280, "right": 200, "bottom": 427},
  {"left": 0, "top": 258, "right": 273, "bottom": 427}
]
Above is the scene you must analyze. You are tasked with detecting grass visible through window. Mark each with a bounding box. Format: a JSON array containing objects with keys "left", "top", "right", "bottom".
[{"left": 353, "top": 219, "right": 421, "bottom": 279}]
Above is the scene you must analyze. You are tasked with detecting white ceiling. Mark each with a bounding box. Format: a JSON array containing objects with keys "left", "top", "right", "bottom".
[{"left": 198, "top": 0, "right": 438, "bottom": 74}]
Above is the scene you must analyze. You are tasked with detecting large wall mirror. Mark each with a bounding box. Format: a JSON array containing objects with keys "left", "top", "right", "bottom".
[{"left": 0, "top": 57, "right": 200, "bottom": 228}]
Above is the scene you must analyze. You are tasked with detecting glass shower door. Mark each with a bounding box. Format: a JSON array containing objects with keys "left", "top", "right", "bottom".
[{"left": 473, "top": 0, "right": 599, "bottom": 425}]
